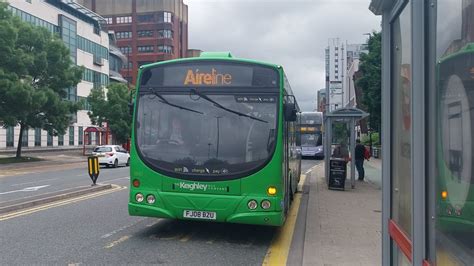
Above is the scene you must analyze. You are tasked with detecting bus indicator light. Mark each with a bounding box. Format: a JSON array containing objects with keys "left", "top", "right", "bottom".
[
  {"left": 267, "top": 186, "right": 277, "bottom": 196},
  {"left": 133, "top": 179, "right": 140, "bottom": 188},
  {"left": 441, "top": 190, "right": 448, "bottom": 200}
]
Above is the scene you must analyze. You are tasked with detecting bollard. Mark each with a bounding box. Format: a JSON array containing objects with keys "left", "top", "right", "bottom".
[{"left": 87, "top": 156, "right": 100, "bottom": 185}]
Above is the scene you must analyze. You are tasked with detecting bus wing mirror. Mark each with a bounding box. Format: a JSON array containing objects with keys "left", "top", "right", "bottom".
[
  {"left": 284, "top": 95, "right": 297, "bottom": 121},
  {"left": 284, "top": 103, "right": 297, "bottom": 121}
]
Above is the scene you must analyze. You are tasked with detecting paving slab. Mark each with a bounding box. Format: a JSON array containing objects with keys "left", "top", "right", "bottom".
[{"left": 302, "top": 163, "right": 382, "bottom": 266}]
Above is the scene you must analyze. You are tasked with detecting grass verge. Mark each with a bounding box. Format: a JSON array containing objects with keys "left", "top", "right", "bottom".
[{"left": 0, "top": 157, "right": 43, "bottom": 164}]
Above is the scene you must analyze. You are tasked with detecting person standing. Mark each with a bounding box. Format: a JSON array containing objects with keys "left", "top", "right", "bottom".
[{"left": 355, "top": 139, "right": 367, "bottom": 181}]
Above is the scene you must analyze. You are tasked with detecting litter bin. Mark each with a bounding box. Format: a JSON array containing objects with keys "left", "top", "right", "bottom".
[
  {"left": 328, "top": 158, "right": 347, "bottom": 190},
  {"left": 373, "top": 147, "right": 380, "bottom": 158}
]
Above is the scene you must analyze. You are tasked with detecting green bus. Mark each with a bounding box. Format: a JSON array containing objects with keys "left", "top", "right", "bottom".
[
  {"left": 436, "top": 43, "right": 473, "bottom": 259},
  {"left": 128, "top": 52, "right": 301, "bottom": 226}
]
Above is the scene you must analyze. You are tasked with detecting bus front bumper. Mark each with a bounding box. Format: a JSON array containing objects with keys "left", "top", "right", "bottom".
[{"left": 128, "top": 203, "right": 285, "bottom": 226}]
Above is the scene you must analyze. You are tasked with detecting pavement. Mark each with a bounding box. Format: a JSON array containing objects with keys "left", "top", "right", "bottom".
[
  {"left": 0, "top": 150, "right": 86, "bottom": 177},
  {"left": 301, "top": 160, "right": 382, "bottom": 266}
]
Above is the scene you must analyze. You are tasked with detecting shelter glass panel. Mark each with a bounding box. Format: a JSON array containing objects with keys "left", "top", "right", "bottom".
[
  {"left": 433, "top": 0, "right": 474, "bottom": 264},
  {"left": 390, "top": 3, "right": 412, "bottom": 238}
]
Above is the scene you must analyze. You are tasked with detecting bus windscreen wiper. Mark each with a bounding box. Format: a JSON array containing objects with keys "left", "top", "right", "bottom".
[
  {"left": 149, "top": 89, "right": 203, "bottom": 115},
  {"left": 190, "top": 89, "right": 267, "bottom": 123}
]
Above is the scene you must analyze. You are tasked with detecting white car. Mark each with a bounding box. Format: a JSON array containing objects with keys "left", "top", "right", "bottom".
[{"left": 92, "top": 145, "right": 130, "bottom": 168}]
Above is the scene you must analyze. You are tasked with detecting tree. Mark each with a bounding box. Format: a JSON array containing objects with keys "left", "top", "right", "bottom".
[
  {"left": 87, "top": 83, "right": 132, "bottom": 144},
  {"left": 0, "top": 3, "right": 83, "bottom": 158},
  {"left": 356, "top": 32, "right": 381, "bottom": 132}
]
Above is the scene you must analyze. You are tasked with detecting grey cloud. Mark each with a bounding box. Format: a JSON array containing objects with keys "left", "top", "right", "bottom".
[{"left": 187, "top": 0, "right": 380, "bottom": 111}]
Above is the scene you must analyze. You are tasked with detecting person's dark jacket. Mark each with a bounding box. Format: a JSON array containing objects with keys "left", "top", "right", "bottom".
[{"left": 355, "top": 143, "right": 366, "bottom": 160}]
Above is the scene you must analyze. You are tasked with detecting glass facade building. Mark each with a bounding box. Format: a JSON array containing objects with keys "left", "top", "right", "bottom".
[{"left": 1, "top": 0, "right": 112, "bottom": 150}]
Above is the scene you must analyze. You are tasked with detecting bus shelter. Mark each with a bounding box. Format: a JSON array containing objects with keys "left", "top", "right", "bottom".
[
  {"left": 369, "top": 1, "right": 473, "bottom": 265},
  {"left": 324, "top": 108, "right": 368, "bottom": 189}
]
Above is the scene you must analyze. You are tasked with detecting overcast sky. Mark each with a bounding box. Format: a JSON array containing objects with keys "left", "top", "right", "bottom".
[{"left": 186, "top": 0, "right": 381, "bottom": 111}]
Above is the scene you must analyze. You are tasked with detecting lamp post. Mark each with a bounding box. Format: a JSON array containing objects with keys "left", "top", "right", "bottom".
[{"left": 368, "top": 127, "right": 373, "bottom": 155}]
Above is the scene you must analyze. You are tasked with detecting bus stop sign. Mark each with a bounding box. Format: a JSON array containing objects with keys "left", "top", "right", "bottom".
[{"left": 88, "top": 156, "right": 100, "bottom": 185}]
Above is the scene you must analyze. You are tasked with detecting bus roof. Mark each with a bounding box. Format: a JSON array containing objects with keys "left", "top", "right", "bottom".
[
  {"left": 137, "top": 52, "right": 281, "bottom": 70},
  {"left": 300, "top": 111, "right": 323, "bottom": 124}
]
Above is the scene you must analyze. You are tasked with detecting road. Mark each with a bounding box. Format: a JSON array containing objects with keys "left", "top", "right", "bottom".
[
  {"left": 0, "top": 159, "right": 322, "bottom": 265},
  {"left": 0, "top": 166, "right": 129, "bottom": 202}
]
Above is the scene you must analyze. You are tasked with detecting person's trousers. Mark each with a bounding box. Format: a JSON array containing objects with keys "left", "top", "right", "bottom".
[{"left": 355, "top": 159, "right": 365, "bottom": 180}]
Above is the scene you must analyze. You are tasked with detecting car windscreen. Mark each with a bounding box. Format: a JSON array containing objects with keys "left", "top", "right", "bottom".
[
  {"left": 135, "top": 90, "right": 278, "bottom": 179},
  {"left": 94, "top": 147, "right": 112, "bottom": 152}
]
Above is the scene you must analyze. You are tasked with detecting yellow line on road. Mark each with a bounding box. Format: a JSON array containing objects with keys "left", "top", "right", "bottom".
[
  {"left": 104, "top": 235, "right": 130, "bottom": 249},
  {"left": 0, "top": 185, "right": 125, "bottom": 221},
  {"left": 262, "top": 193, "right": 302, "bottom": 266},
  {"left": 297, "top": 174, "right": 307, "bottom": 192}
]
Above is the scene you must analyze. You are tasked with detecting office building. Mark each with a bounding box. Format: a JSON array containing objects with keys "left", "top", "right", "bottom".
[
  {"left": 317, "top": 88, "right": 326, "bottom": 112},
  {"left": 77, "top": 0, "right": 189, "bottom": 85},
  {"left": 325, "top": 38, "right": 368, "bottom": 111}
]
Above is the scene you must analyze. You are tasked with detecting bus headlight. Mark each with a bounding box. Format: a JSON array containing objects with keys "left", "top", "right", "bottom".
[
  {"left": 248, "top": 200, "right": 258, "bottom": 210},
  {"left": 267, "top": 186, "right": 277, "bottom": 196},
  {"left": 261, "top": 200, "right": 271, "bottom": 209},
  {"left": 146, "top": 194, "right": 156, "bottom": 204},
  {"left": 135, "top": 193, "right": 144, "bottom": 203}
]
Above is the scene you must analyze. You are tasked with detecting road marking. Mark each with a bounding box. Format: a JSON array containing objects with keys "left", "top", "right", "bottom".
[
  {"left": 104, "top": 235, "right": 130, "bottom": 249},
  {"left": 145, "top": 219, "right": 162, "bottom": 227},
  {"left": 10, "top": 178, "right": 59, "bottom": 187},
  {"left": 179, "top": 232, "right": 195, "bottom": 242},
  {"left": 104, "top": 176, "right": 130, "bottom": 182},
  {"left": 101, "top": 218, "right": 147, "bottom": 239},
  {"left": 297, "top": 174, "right": 307, "bottom": 192},
  {"left": 304, "top": 164, "right": 319, "bottom": 175},
  {"left": 0, "top": 185, "right": 125, "bottom": 221},
  {"left": 262, "top": 193, "right": 302, "bottom": 266},
  {"left": 0, "top": 185, "right": 50, "bottom": 195},
  {"left": 206, "top": 236, "right": 217, "bottom": 244}
]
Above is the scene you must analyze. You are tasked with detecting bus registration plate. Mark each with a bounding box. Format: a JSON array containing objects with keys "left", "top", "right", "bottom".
[{"left": 183, "top": 210, "right": 216, "bottom": 220}]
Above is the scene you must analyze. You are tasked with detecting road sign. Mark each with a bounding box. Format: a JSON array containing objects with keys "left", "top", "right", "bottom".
[{"left": 88, "top": 156, "right": 100, "bottom": 185}]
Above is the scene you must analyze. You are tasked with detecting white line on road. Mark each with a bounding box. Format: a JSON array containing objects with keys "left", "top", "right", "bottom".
[
  {"left": 0, "top": 185, "right": 50, "bottom": 195},
  {"left": 103, "top": 176, "right": 130, "bottom": 182},
  {"left": 10, "top": 178, "right": 59, "bottom": 187},
  {"left": 304, "top": 164, "right": 319, "bottom": 175},
  {"left": 101, "top": 218, "right": 147, "bottom": 239}
]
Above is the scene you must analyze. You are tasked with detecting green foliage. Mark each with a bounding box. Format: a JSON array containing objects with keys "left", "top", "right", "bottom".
[
  {"left": 87, "top": 83, "right": 132, "bottom": 144},
  {"left": 356, "top": 32, "right": 381, "bottom": 132},
  {"left": 360, "top": 132, "right": 380, "bottom": 146},
  {"left": 332, "top": 122, "right": 349, "bottom": 144},
  {"left": 0, "top": 3, "right": 83, "bottom": 157},
  {"left": 87, "top": 87, "right": 107, "bottom": 126}
]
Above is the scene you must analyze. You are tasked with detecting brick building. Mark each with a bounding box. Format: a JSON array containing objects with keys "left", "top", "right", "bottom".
[{"left": 77, "top": 0, "right": 188, "bottom": 85}]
